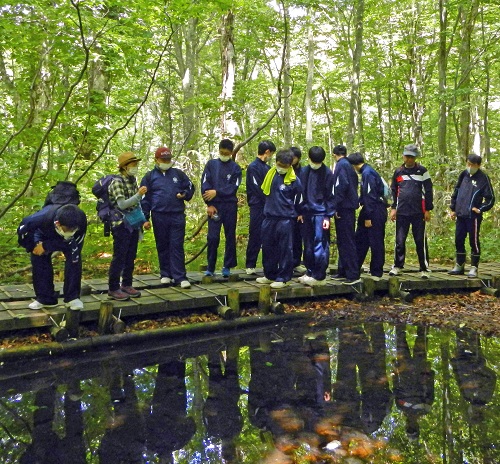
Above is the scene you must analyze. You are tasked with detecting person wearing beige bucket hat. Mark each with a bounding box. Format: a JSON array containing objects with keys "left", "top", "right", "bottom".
[{"left": 107, "top": 151, "right": 148, "bottom": 300}]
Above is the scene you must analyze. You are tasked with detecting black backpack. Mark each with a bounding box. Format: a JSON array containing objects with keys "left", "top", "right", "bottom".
[
  {"left": 44, "top": 181, "right": 80, "bottom": 206},
  {"left": 92, "top": 175, "right": 124, "bottom": 235}
]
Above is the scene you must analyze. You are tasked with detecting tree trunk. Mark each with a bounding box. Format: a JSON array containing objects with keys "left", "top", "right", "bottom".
[
  {"left": 437, "top": 0, "right": 448, "bottom": 160},
  {"left": 282, "top": 3, "right": 292, "bottom": 147},
  {"left": 305, "top": 8, "right": 315, "bottom": 144}
]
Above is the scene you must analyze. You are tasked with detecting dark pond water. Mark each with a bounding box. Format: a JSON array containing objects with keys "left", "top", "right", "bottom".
[{"left": 0, "top": 320, "right": 498, "bottom": 463}]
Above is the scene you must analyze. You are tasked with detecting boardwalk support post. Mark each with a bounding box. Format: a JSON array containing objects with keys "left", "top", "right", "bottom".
[
  {"left": 66, "top": 308, "right": 81, "bottom": 338},
  {"left": 98, "top": 301, "right": 114, "bottom": 335},
  {"left": 270, "top": 301, "right": 285, "bottom": 314},
  {"left": 388, "top": 277, "right": 400, "bottom": 298},
  {"left": 49, "top": 320, "right": 69, "bottom": 342},
  {"left": 216, "top": 305, "right": 236, "bottom": 320},
  {"left": 111, "top": 315, "right": 126, "bottom": 334},
  {"left": 362, "top": 277, "right": 376, "bottom": 299},
  {"left": 258, "top": 286, "right": 271, "bottom": 315},
  {"left": 227, "top": 289, "right": 240, "bottom": 316}
]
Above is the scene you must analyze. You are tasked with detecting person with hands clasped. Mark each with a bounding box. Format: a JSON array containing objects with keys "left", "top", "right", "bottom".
[
  {"left": 389, "top": 144, "right": 433, "bottom": 279},
  {"left": 201, "top": 139, "right": 242, "bottom": 277},
  {"left": 297, "top": 146, "right": 335, "bottom": 287},
  {"left": 140, "top": 147, "right": 195, "bottom": 289},
  {"left": 107, "top": 151, "right": 147, "bottom": 300},
  {"left": 448, "top": 154, "right": 495, "bottom": 278}
]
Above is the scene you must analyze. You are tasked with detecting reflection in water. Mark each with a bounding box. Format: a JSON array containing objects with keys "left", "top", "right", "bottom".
[
  {"left": 1, "top": 321, "right": 499, "bottom": 463},
  {"left": 394, "top": 325, "right": 435, "bottom": 440}
]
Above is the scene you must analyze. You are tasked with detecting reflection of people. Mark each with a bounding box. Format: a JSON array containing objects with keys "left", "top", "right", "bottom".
[
  {"left": 451, "top": 329, "right": 496, "bottom": 407},
  {"left": 394, "top": 325, "right": 435, "bottom": 440},
  {"left": 201, "top": 139, "right": 242, "bottom": 278},
  {"left": 448, "top": 154, "right": 495, "bottom": 278},
  {"left": 146, "top": 360, "right": 195, "bottom": 461},
  {"left": 98, "top": 369, "right": 145, "bottom": 463},
  {"left": 141, "top": 147, "right": 195, "bottom": 288},
  {"left": 203, "top": 342, "right": 243, "bottom": 462}
]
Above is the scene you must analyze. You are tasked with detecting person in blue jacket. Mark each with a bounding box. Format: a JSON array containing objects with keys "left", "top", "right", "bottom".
[
  {"left": 17, "top": 204, "right": 87, "bottom": 310},
  {"left": 331, "top": 145, "right": 360, "bottom": 284},
  {"left": 348, "top": 152, "right": 388, "bottom": 279},
  {"left": 201, "top": 139, "right": 242, "bottom": 277},
  {"left": 290, "top": 146, "right": 306, "bottom": 273},
  {"left": 448, "top": 154, "right": 495, "bottom": 278},
  {"left": 256, "top": 149, "right": 303, "bottom": 289},
  {"left": 245, "top": 140, "right": 275, "bottom": 275},
  {"left": 297, "top": 146, "right": 335, "bottom": 287},
  {"left": 389, "top": 144, "right": 433, "bottom": 279},
  {"left": 141, "top": 147, "right": 195, "bottom": 289}
]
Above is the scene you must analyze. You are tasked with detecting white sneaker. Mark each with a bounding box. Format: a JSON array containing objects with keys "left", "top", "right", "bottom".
[
  {"left": 256, "top": 277, "right": 273, "bottom": 284},
  {"left": 389, "top": 266, "right": 401, "bottom": 276},
  {"left": 362, "top": 265, "right": 370, "bottom": 273},
  {"left": 420, "top": 271, "right": 430, "bottom": 279},
  {"left": 160, "top": 277, "right": 172, "bottom": 284},
  {"left": 180, "top": 280, "right": 191, "bottom": 289},
  {"left": 370, "top": 275, "right": 381, "bottom": 282},
  {"left": 270, "top": 281, "right": 287, "bottom": 289},
  {"left": 298, "top": 275, "right": 311, "bottom": 283},
  {"left": 28, "top": 300, "right": 58, "bottom": 310},
  {"left": 246, "top": 268, "right": 257, "bottom": 275},
  {"left": 294, "top": 265, "right": 307, "bottom": 273},
  {"left": 66, "top": 298, "right": 84, "bottom": 310},
  {"left": 304, "top": 278, "right": 327, "bottom": 287}
]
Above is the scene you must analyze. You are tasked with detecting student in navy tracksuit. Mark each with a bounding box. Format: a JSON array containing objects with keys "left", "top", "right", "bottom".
[
  {"left": 17, "top": 204, "right": 87, "bottom": 310},
  {"left": 348, "top": 152, "right": 388, "bottom": 279},
  {"left": 448, "top": 154, "right": 495, "bottom": 278},
  {"left": 290, "top": 146, "right": 305, "bottom": 272},
  {"left": 245, "top": 140, "right": 275, "bottom": 275},
  {"left": 298, "top": 146, "right": 335, "bottom": 286},
  {"left": 389, "top": 144, "right": 433, "bottom": 279},
  {"left": 201, "top": 139, "right": 242, "bottom": 277},
  {"left": 331, "top": 145, "right": 360, "bottom": 284},
  {"left": 141, "top": 147, "right": 195, "bottom": 289},
  {"left": 256, "top": 149, "right": 303, "bottom": 289}
]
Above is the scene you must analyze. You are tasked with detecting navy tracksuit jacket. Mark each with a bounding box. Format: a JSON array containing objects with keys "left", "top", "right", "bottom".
[
  {"left": 355, "top": 164, "right": 388, "bottom": 277},
  {"left": 245, "top": 157, "right": 270, "bottom": 268},
  {"left": 201, "top": 158, "right": 242, "bottom": 272},
  {"left": 298, "top": 164, "right": 335, "bottom": 280},
  {"left": 391, "top": 162, "right": 433, "bottom": 271},
  {"left": 262, "top": 172, "right": 303, "bottom": 282},
  {"left": 332, "top": 157, "right": 359, "bottom": 280},
  {"left": 17, "top": 205, "right": 87, "bottom": 304},
  {"left": 450, "top": 168, "right": 495, "bottom": 265},
  {"left": 141, "top": 166, "right": 195, "bottom": 282}
]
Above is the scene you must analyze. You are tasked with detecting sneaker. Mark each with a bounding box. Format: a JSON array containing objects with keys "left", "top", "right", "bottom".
[
  {"left": 256, "top": 277, "right": 273, "bottom": 284},
  {"left": 28, "top": 300, "right": 58, "bottom": 310},
  {"left": 448, "top": 264, "right": 465, "bottom": 275},
  {"left": 362, "top": 265, "right": 370, "bottom": 273},
  {"left": 66, "top": 298, "right": 84, "bottom": 310},
  {"left": 370, "top": 275, "right": 381, "bottom": 282},
  {"left": 342, "top": 278, "right": 362, "bottom": 285},
  {"left": 246, "top": 268, "right": 257, "bottom": 275},
  {"left": 221, "top": 267, "right": 231, "bottom": 278},
  {"left": 420, "top": 271, "right": 430, "bottom": 279},
  {"left": 331, "top": 274, "right": 346, "bottom": 280},
  {"left": 388, "top": 266, "right": 401, "bottom": 276},
  {"left": 121, "top": 286, "right": 141, "bottom": 297},
  {"left": 294, "top": 265, "right": 307, "bottom": 273},
  {"left": 467, "top": 266, "right": 478, "bottom": 278},
  {"left": 298, "top": 274, "right": 311, "bottom": 284},
  {"left": 304, "top": 277, "right": 327, "bottom": 287},
  {"left": 160, "top": 277, "right": 172, "bottom": 284},
  {"left": 204, "top": 270, "right": 215, "bottom": 277},
  {"left": 270, "top": 281, "right": 287, "bottom": 289},
  {"left": 180, "top": 280, "right": 191, "bottom": 289},
  {"left": 108, "top": 289, "right": 130, "bottom": 301}
]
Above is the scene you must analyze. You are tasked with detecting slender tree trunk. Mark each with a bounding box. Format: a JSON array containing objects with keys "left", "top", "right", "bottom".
[
  {"left": 282, "top": 3, "right": 292, "bottom": 146},
  {"left": 437, "top": 0, "right": 448, "bottom": 160},
  {"left": 346, "top": 0, "right": 364, "bottom": 152},
  {"left": 305, "top": 8, "right": 315, "bottom": 144},
  {"left": 220, "top": 10, "right": 237, "bottom": 138}
]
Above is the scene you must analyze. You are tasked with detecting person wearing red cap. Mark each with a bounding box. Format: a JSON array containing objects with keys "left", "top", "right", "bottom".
[
  {"left": 107, "top": 151, "right": 147, "bottom": 300},
  {"left": 140, "top": 147, "right": 195, "bottom": 288}
]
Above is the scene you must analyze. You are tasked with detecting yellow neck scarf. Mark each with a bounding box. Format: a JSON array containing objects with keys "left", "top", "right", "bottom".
[{"left": 261, "top": 166, "right": 296, "bottom": 195}]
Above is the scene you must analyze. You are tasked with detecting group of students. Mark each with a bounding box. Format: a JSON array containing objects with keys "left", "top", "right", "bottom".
[{"left": 18, "top": 139, "right": 495, "bottom": 309}]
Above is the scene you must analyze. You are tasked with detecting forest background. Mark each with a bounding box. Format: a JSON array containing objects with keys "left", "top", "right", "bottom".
[{"left": 1, "top": 0, "right": 499, "bottom": 282}]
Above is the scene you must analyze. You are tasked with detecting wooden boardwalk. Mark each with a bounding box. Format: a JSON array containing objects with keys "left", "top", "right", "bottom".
[{"left": 1, "top": 263, "right": 500, "bottom": 335}]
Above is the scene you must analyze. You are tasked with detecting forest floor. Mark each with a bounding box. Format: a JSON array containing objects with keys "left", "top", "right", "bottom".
[{"left": 1, "top": 290, "right": 499, "bottom": 351}]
